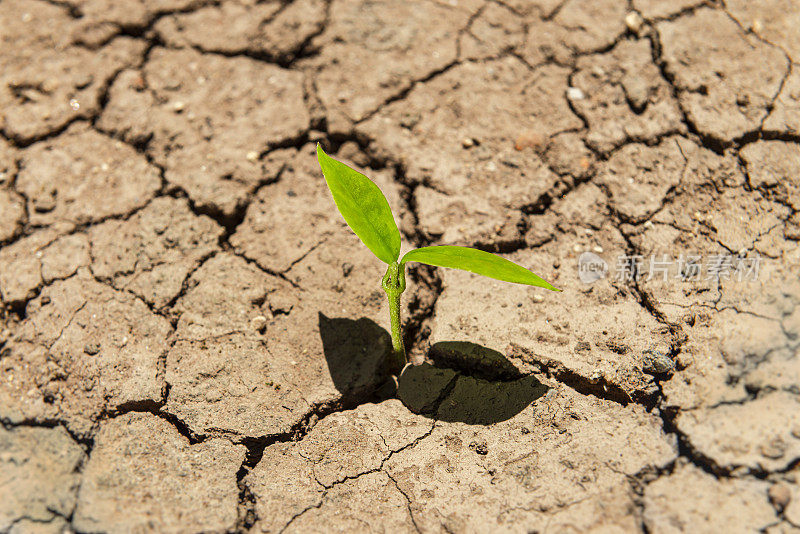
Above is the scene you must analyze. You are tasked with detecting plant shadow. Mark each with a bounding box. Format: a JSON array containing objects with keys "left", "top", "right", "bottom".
[
  {"left": 318, "top": 313, "right": 393, "bottom": 398},
  {"left": 398, "top": 341, "right": 549, "bottom": 425},
  {"left": 318, "top": 317, "right": 548, "bottom": 425}
]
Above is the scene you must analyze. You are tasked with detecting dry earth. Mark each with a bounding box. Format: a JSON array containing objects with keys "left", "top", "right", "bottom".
[{"left": 1, "top": 0, "right": 799, "bottom": 532}]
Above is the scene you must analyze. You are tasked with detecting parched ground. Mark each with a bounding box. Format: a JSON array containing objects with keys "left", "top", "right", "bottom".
[{"left": 1, "top": 0, "right": 799, "bottom": 532}]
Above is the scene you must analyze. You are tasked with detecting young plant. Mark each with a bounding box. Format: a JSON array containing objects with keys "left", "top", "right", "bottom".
[{"left": 316, "top": 144, "right": 560, "bottom": 369}]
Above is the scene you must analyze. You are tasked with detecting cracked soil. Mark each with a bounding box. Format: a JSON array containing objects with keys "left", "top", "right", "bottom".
[{"left": 1, "top": 0, "right": 799, "bottom": 532}]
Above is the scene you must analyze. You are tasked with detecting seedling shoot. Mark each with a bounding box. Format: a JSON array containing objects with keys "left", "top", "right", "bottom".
[{"left": 316, "top": 144, "right": 559, "bottom": 369}]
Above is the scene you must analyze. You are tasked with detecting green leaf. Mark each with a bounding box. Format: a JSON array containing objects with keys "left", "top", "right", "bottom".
[
  {"left": 401, "top": 246, "right": 560, "bottom": 291},
  {"left": 316, "top": 144, "right": 401, "bottom": 264}
]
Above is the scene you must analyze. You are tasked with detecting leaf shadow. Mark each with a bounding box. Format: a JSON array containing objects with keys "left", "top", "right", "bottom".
[{"left": 397, "top": 341, "right": 549, "bottom": 425}]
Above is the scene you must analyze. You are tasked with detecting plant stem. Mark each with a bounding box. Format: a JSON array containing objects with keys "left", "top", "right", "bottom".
[{"left": 381, "top": 261, "right": 406, "bottom": 370}]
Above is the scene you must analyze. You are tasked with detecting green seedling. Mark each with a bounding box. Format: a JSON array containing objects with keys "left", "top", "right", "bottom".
[{"left": 316, "top": 144, "right": 560, "bottom": 369}]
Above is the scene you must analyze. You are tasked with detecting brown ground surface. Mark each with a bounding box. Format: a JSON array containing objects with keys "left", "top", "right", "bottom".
[{"left": 1, "top": 0, "right": 799, "bottom": 532}]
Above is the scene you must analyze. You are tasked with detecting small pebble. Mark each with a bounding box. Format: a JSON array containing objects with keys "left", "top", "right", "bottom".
[
  {"left": 566, "top": 87, "right": 585, "bottom": 100},
  {"left": 469, "top": 440, "right": 489, "bottom": 455},
  {"left": 514, "top": 131, "right": 544, "bottom": 151},
  {"left": 461, "top": 137, "right": 475, "bottom": 148},
  {"left": 251, "top": 315, "right": 267, "bottom": 332},
  {"left": 593, "top": 245, "right": 604, "bottom": 253},
  {"left": 132, "top": 75, "right": 146, "bottom": 91},
  {"left": 642, "top": 348, "right": 675, "bottom": 375},
  {"left": 246, "top": 151, "right": 259, "bottom": 162},
  {"left": 173, "top": 101, "right": 185, "bottom": 112},
  {"left": 533, "top": 294, "right": 544, "bottom": 303},
  {"left": 37, "top": 79, "right": 58, "bottom": 94},
  {"left": 69, "top": 98, "right": 80, "bottom": 111},
  {"left": 342, "top": 262, "right": 353, "bottom": 277},
  {"left": 625, "top": 12, "right": 644, "bottom": 33}
]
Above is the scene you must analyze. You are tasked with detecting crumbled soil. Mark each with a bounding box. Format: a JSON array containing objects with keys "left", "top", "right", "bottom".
[{"left": 1, "top": 0, "right": 798, "bottom": 532}]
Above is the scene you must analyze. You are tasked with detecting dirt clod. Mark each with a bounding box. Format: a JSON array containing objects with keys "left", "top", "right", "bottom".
[
  {"left": 0, "top": 426, "right": 85, "bottom": 530},
  {"left": 73, "top": 412, "right": 245, "bottom": 533},
  {"left": 769, "top": 483, "right": 793, "bottom": 512}
]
